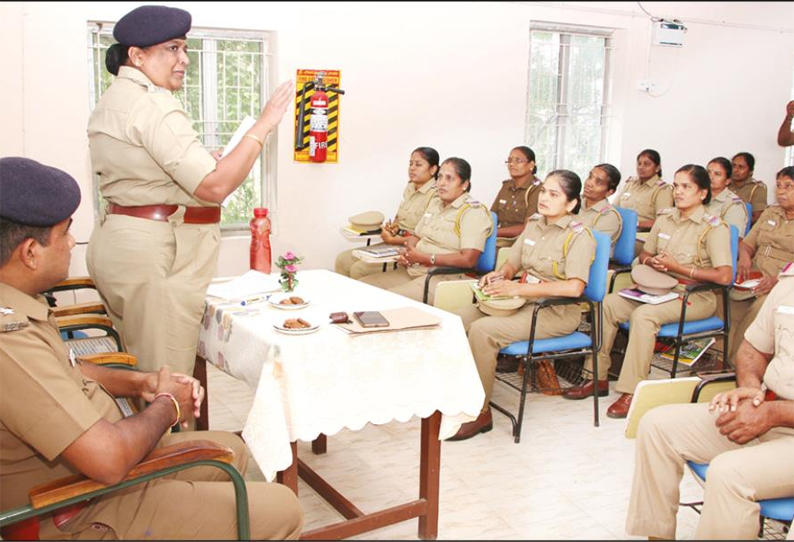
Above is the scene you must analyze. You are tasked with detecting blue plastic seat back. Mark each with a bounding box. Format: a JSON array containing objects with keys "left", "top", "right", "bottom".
[
  {"left": 688, "top": 461, "right": 794, "bottom": 522},
  {"left": 728, "top": 225, "right": 739, "bottom": 283},
  {"left": 613, "top": 207, "right": 638, "bottom": 266},
  {"left": 475, "top": 212, "right": 499, "bottom": 274},
  {"left": 584, "top": 230, "right": 611, "bottom": 303},
  {"left": 744, "top": 202, "right": 752, "bottom": 236}
]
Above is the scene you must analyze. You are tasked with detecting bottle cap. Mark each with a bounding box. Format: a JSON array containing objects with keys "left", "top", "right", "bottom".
[{"left": 253, "top": 207, "right": 269, "bottom": 218}]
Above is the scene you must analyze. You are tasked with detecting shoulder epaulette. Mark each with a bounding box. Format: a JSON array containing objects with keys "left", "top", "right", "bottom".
[
  {"left": 657, "top": 207, "right": 675, "bottom": 216},
  {"left": 570, "top": 221, "right": 585, "bottom": 234},
  {"left": 0, "top": 308, "right": 29, "bottom": 333},
  {"left": 657, "top": 180, "right": 668, "bottom": 187},
  {"left": 532, "top": 178, "right": 542, "bottom": 186},
  {"left": 467, "top": 199, "right": 483, "bottom": 207},
  {"left": 704, "top": 213, "right": 722, "bottom": 227},
  {"left": 731, "top": 195, "right": 743, "bottom": 203},
  {"left": 599, "top": 205, "right": 612, "bottom": 215},
  {"left": 529, "top": 213, "right": 543, "bottom": 221}
]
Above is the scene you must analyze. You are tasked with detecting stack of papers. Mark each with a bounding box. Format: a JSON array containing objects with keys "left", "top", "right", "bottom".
[
  {"left": 357, "top": 246, "right": 400, "bottom": 258},
  {"left": 618, "top": 288, "right": 679, "bottom": 305},
  {"left": 206, "top": 270, "right": 280, "bottom": 300}
]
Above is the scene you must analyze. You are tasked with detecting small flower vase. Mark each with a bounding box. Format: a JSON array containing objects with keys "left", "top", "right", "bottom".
[{"left": 280, "top": 273, "right": 298, "bottom": 293}]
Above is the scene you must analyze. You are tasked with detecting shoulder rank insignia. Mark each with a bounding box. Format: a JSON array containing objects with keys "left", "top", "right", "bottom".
[
  {"left": 532, "top": 178, "right": 542, "bottom": 186},
  {"left": 704, "top": 213, "right": 722, "bottom": 227},
  {"left": 657, "top": 207, "right": 675, "bottom": 216},
  {"left": 0, "top": 307, "right": 13, "bottom": 316},
  {"left": 657, "top": 180, "right": 670, "bottom": 187},
  {"left": 570, "top": 221, "right": 585, "bottom": 233},
  {"left": 467, "top": 199, "right": 482, "bottom": 207},
  {"left": 599, "top": 206, "right": 612, "bottom": 215},
  {"left": 529, "top": 212, "right": 542, "bottom": 221}
]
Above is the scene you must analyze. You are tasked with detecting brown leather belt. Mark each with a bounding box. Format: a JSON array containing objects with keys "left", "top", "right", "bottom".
[{"left": 107, "top": 203, "right": 220, "bottom": 224}]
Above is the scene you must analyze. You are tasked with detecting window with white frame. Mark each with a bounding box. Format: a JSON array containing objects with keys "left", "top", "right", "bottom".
[
  {"left": 87, "top": 23, "right": 277, "bottom": 230},
  {"left": 525, "top": 24, "right": 613, "bottom": 180}
]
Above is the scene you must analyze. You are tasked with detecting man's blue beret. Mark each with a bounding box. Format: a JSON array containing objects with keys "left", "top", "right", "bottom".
[
  {"left": 0, "top": 157, "right": 81, "bottom": 227},
  {"left": 113, "top": 5, "right": 192, "bottom": 48}
]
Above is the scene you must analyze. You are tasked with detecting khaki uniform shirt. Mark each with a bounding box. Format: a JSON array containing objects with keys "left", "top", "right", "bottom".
[
  {"left": 732, "top": 178, "right": 768, "bottom": 217},
  {"left": 745, "top": 263, "right": 794, "bottom": 400},
  {"left": 576, "top": 198, "right": 623, "bottom": 246},
  {"left": 490, "top": 177, "right": 542, "bottom": 229},
  {"left": 705, "top": 188, "right": 749, "bottom": 238},
  {"left": 616, "top": 175, "right": 674, "bottom": 223},
  {"left": 507, "top": 214, "right": 596, "bottom": 284},
  {"left": 744, "top": 206, "right": 794, "bottom": 278},
  {"left": 394, "top": 181, "right": 437, "bottom": 233},
  {"left": 0, "top": 285, "right": 123, "bottom": 509},
  {"left": 87, "top": 66, "right": 218, "bottom": 207},
  {"left": 410, "top": 193, "right": 493, "bottom": 277},
  {"left": 643, "top": 206, "right": 733, "bottom": 287}
]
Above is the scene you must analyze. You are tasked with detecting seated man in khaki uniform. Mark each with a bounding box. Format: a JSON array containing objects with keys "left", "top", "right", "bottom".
[
  {"left": 626, "top": 262, "right": 794, "bottom": 540},
  {"left": 0, "top": 157, "right": 303, "bottom": 540}
]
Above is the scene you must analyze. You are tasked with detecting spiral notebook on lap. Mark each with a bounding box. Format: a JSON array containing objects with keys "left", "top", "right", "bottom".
[{"left": 618, "top": 288, "right": 679, "bottom": 305}]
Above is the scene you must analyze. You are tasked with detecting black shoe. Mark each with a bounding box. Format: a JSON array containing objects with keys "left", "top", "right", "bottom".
[{"left": 496, "top": 355, "right": 519, "bottom": 373}]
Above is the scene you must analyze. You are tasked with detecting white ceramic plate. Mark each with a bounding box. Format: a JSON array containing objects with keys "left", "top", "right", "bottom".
[
  {"left": 272, "top": 322, "right": 320, "bottom": 335},
  {"left": 268, "top": 294, "right": 311, "bottom": 310}
]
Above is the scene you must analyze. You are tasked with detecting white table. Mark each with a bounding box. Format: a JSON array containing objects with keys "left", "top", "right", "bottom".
[{"left": 195, "top": 269, "right": 484, "bottom": 539}]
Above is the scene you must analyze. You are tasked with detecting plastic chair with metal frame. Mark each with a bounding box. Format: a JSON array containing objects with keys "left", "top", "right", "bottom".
[
  {"left": 608, "top": 207, "right": 638, "bottom": 293},
  {"left": 617, "top": 225, "right": 739, "bottom": 379},
  {"left": 490, "top": 230, "right": 611, "bottom": 443},
  {"left": 421, "top": 211, "right": 499, "bottom": 304}
]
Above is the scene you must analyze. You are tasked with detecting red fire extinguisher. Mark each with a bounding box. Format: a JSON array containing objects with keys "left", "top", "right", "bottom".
[{"left": 309, "top": 88, "right": 329, "bottom": 162}]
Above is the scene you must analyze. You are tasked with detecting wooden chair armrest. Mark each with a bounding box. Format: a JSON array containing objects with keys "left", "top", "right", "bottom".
[
  {"left": 28, "top": 440, "right": 234, "bottom": 509},
  {"left": 78, "top": 353, "right": 137, "bottom": 368},
  {"left": 56, "top": 315, "right": 115, "bottom": 329},
  {"left": 50, "top": 276, "right": 96, "bottom": 292},
  {"left": 52, "top": 302, "right": 107, "bottom": 318}
]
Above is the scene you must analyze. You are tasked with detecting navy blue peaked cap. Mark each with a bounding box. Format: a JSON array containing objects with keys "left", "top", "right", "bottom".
[
  {"left": 113, "top": 5, "right": 192, "bottom": 48},
  {"left": 0, "top": 157, "right": 81, "bottom": 226}
]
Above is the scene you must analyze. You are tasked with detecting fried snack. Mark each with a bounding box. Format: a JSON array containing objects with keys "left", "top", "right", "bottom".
[
  {"left": 289, "top": 296, "right": 305, "bottom": 304},
  {"left": 279, "top": 298, "right": 294, "bottom": 305},
  {"left": 283, "top": 318, "right": 311, "bottom": 329}
]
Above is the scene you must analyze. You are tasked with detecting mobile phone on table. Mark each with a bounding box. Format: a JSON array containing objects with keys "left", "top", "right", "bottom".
[{"left": 352, "top": 311, "right": 390, "bottom": 328}]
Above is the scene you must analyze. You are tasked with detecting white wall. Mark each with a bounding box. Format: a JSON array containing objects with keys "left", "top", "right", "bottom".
[{"left": 2, "top": 1, "right": 793, "bottom": 278}]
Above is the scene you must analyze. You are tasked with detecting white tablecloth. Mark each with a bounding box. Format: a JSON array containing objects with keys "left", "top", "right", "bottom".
[{"left": 198, "top": 269, "right": 485, "bottom": 481}]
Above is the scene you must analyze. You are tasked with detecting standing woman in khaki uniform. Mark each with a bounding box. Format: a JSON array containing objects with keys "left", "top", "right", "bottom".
[
  {"left": 564, "top": 165, "right": 733, "bottom": 416},
  {"left": 729, "top": 166, "right": 794, "bottom": 364},
  {"left": 705, "top": 157, "right": 749, "bottom": 238},
  {"left": 361, "top": 158, "right": 492, "bottom": 304},
  {"left": 731, "top": 152, "right": 768, "bottom": 225},
  {"left": 335, "top": 147, "right": 439, "bottom": 279},
  {"left": 576, "top": 163, "right": 623, "bottom": 249},
  {"left": 615, "top": 149, "right": 674, "bottom": 255},
  {"left": 448, "top": 170, "right": 597, "bottom": 441},
  {"left": 86, "top": 5, "right": 293, "bottom": 375},
  {"left": 490, "top": 146, "right": 542, "bottom": 248}
]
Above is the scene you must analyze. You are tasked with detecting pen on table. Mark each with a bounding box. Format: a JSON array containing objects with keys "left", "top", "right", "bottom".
[{"left": 239, "top": 294, "right": 269, "bottom": 306}]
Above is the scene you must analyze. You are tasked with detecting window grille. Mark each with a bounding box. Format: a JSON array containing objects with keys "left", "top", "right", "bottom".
[
  {"left": 87, "top": 23, "right": 277, "bottom": 230},
  {"left": 526, "top": 24, "right": 613, "bottom": 180}
]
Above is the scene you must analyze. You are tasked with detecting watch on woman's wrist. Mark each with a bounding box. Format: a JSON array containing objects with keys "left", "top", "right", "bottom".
[{"left": 429, "top": 254, "right": 437, "bottom": 266}]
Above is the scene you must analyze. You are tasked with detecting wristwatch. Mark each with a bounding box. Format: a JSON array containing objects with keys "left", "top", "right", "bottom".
[{"left": 430, "top": 254, "right": 437, "bottom": 266}]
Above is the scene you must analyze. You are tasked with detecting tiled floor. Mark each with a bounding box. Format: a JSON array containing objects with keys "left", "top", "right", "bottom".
[{"left": 206, "top": 363, "right": 717, "bottom": 540}]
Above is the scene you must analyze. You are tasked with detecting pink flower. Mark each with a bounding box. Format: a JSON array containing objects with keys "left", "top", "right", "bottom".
[
  {"left": 284, "top": 251, "right": 296, "bottom": 260},
  {"left": 285, "top": 264, "right": 297, "bottom": 272}
]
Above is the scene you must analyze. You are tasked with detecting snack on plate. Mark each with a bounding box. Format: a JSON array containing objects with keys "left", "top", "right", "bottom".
[
  {"left": 283, "top": 318, "right": 311, "bottom": 329},
  {"left": 279, "top": 296, "right": 305, "bottom": 305}
]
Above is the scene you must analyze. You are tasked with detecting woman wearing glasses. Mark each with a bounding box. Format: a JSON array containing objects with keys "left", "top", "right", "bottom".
[
  {"left": 728, "top": 166, "right": 794, "bottom": 363},
  {"left": 490, "top": 146, "right": 542, "bottom": 248}
]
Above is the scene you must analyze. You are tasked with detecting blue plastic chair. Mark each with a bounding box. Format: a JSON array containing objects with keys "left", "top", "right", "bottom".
[
  {"left": 422, "top": 212, "right": 498, "bottom": 303},
  {"left": 492, "top": 230, "right": 610, "bottom": 443},
  {"left": 618, "top": 225, "right": 740, "bottom": 378},
  {"left": 608, "top": 207, "right": 638, "bottom": 292},
  {"left": 745, "top": 202, "right": 752, "bottom": 236}
]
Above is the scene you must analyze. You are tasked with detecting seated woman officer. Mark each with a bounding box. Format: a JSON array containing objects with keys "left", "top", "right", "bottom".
[
  {"left": 490, "top": 146, "right": 542, "bottom": 248},
  {"left": 575, "top": 163, "right": 623, "bottom": 249},
  {"left": 728, "top": 165, "right": 794, "bottom": 364},
  {"left": 360, "top": 157, "right": 492, "bottom": 304},
  {"left": 705, "top": 156, "right": 748, "bottom": 238},
  {"left": 564, "top": 164, "right": 733, "bottom": 418},
  {"left": 615, "top": 149, "right": 673, "bottom": 255},
  {"left": 335, "top": 146, "right": 439, "bottom": 279},
  {"left": 448, "top": 170, "right": 597, "bottom": 441}
]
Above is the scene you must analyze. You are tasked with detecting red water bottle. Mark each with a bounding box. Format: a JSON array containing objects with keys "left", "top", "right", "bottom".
[{"left": 249, "top": 207, "right": 272, "bottom": 273}]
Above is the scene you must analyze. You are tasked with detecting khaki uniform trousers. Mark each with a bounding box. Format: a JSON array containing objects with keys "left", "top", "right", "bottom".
[
  {"left": 46, "top": 431, "right": 303, "bottom": 540},
  {"left": 334, "top": 245, "right": 397, "bottom": 279},
  {"left": 360, "top": 267, "right": 469, "bottom": 305},
  {"left": 86, "top": 213, "right": 220, "bottom": 375},
  {"left": 458, "top": 303, "right": 581, "bottom": 410},
  {"left": 726, "top": 294, "right": 767, "bottom": 366},
  {"left": 589, "top": 291, "right": 716, "bottom": 392},
  {"left": 627, "top": 402, "right": 794, "bottom": 540}
]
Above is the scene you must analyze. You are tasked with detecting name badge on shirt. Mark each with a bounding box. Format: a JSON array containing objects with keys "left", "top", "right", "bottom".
[
  {"left": 768, "top": 220, "right": 776, "bottom": 226},
  {"left": 658, "top": 232, "right": 671, "bottom": 240},
  {"left": 69, "top": 349, "right": 77, "bottom": 367},
  {"left": 621, "top": 193, "right": 631, "bottom": 199},
  {"left": 424, "top": 212, "right": 432, "bottom": 218},
  {"left": 499, "top": 199, "right": 507, "bottom": 205},
  {"left": 524, "top": 238, "right": 536, "bottom": 246},
  {"left": 777, "top": 305, "right": 794, "bottom": 315}
]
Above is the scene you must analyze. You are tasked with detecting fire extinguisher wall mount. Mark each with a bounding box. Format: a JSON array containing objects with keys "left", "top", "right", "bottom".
[{"left": 295, "top": 76, "right": 345, "bottom": 162}]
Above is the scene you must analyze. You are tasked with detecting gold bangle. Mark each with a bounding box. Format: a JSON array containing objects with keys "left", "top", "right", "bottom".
[
  {"left": 244, "top": 133, "right": 264, "bottom": 149},
  {"left": 155, "top": 392, "right": 181, "bottom": 428},
  {"left": 690, "top": 266, "right": 696, "bottom": 279}
]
